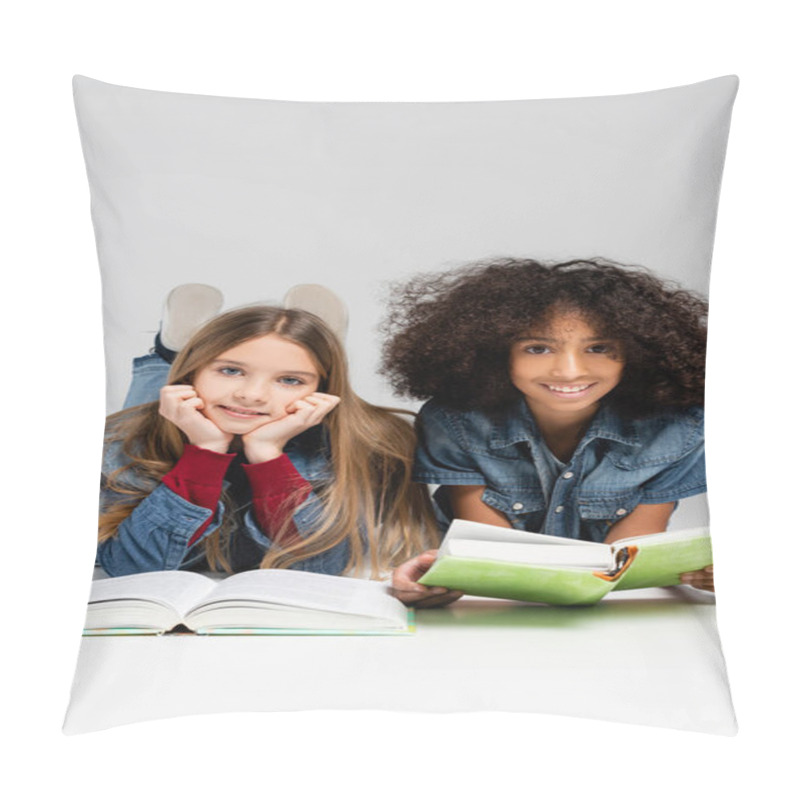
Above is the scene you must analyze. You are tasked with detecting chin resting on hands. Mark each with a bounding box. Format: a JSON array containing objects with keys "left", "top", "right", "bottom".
[
  {"left": 158, "top": 384, "right": 233, "bottom": 453},
  {"left": 242, "top": 392, "right": 341, "bottom": 462},
  {"left": 389, "top": 550, "right": 464, "bottom": 608}
]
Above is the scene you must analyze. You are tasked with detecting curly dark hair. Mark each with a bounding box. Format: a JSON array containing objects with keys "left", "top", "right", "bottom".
[{"left": 380, "top": 258, "right": 707, "bottom": 417}]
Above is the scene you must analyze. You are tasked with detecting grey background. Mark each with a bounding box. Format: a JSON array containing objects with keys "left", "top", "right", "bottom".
[
  {"left": 74, "top": 75, "right": 737, "bottom": 421},
  {"left": 11, "top": 0, "right": 793, "bottom": 780}
]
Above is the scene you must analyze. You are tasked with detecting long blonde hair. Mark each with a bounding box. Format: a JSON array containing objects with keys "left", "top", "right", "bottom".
[{"left": 99, "top": 305, "right": 439, "bottom": 576}]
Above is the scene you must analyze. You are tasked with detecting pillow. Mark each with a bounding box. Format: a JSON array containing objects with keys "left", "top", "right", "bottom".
[{"left": 65, "top": 75, "right": 738, "bottom": 734}]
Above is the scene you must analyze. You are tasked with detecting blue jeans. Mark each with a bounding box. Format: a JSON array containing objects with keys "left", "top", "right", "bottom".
[{"left": 123, "top": 352, "right": 171, "bottom": 408}]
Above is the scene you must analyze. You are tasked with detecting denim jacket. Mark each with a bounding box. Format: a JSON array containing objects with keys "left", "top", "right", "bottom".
[
  {"left": 98, "top": 423, "right": 350, "bottom": 577},
  {"left": 413, "top": 398, "right": 706, "bottom": 543}
]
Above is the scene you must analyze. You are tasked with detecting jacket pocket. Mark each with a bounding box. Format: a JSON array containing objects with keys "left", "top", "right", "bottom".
[
  {"left": 577, "top": 489, "right": 643, "bottom": 522},
  {"left": 481, "top": 486, "right": 547, "bottom": 517}
]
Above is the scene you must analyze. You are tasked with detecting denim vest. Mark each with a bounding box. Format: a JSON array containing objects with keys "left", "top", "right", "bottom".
[
  {"left": 98, "top": 421, "right": 350, "bottom": 577},
  {"left": 413, "top": 398, "right": 706, "bottom": 543}
]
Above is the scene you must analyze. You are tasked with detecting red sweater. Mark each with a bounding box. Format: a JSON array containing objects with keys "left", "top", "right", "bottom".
[{"left": 161, "top": 444, "right": 311, "bottom": 547}]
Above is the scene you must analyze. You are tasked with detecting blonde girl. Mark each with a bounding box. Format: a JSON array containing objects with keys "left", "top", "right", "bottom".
[{"left": 99, "top": 305, "right": 438, "bottom": 578}]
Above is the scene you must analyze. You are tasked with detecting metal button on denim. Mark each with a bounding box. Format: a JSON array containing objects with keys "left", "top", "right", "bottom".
[{"left": 413, "top": 398, "right": 706, "bottom": 543}]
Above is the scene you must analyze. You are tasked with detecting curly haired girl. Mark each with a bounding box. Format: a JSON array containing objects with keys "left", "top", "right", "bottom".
[
  {"left": 99, "top": 304, "right": 438, "bottom": 578},
  {"left": 381, "top": 258, "right": 713, "bottom": 605}
]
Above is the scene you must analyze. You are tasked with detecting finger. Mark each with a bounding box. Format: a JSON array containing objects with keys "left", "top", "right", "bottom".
[
  {"left": 680, "top": 570, "right": 715, "bottom": 591},
  {"left": 309, "top": 392, "right": 340, "bottom": 404},
  {"left": 391, "top": 571, "right": 445, "bottom": 595},
  {"left": 406, "top": 551, "right": 440, "bottom": 579},
  {"left": 286, "top": 399, "right": 314, "bottom": 415},
  {"left": 316, "top": 396, "right": 342, "bottom": 416},
  {"left": 391, "top": 558, "right": 434, "bottom": 586},
  {"left": 306, "top": 406, "right": 337, "bottom": 426},
  {"left": 680, "top": 564, "right": 713, "bottom": 581},
  {"left": 162, "top": 385, "right": 197, "bottom": 399},
  {"left": 293, "top": 400, "right": 334, "bottom": 428},
  {"left": 391, "top": 580, "right": 449, "bottom": 596},
  {"left": 303, "top": 394, "right": 341, "bottom": 414},
  {"left": 284, "top": 393, "right": 339, "bottom": 419},
  {"left": 407, "top": 567, "right": 434, "bottom": 583},
  {"left": 292, "top": 404, "right": 321, "bottom": 426},
  {"left": 412, "top": 591, "right": 464, "bottom": 609},
  {"left": 314, "top": 394, "right": 341, "bottom": 413},
  {"left": 291, "top": 394, "right": 339, "bottom": 419},
  {"left": 301, "top": 394, "right": 334, "bottom": 413},
  {"left": 389, "top": 586, "right": 447, "bottom": 604},
  {"left": 397, "top": 588, "right": 463, "bottom": 608}
]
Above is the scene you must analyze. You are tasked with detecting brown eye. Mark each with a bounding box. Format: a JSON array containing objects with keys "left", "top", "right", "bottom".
[
  {"left": 587, "top": 343, "right": 617, "bottom": 355},
  {"left": 524, "top": 344, "right": 550, "bottom": 355}
]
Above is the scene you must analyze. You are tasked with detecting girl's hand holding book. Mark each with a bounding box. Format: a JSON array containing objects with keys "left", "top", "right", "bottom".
[
  {"left": 159, "top": 384, "right": 234, "bottom": 454},
  {"left": 680, "top": 565, "right": 714, "bottom": 592},
  {"left": 390, "top": 550, "right": 464, "bottom": 608},
  {"left": 242, "top": 392, "right": 341, "bottom": 463}
]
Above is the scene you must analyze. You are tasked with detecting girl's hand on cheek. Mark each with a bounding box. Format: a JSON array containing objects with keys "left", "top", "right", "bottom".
[
  {"left": 158, "top": 385, "right": 233, "bottom": 454},
  {"left": 390, "top": 551, "right": 464, "bottom": 608},
  {"left": 242, "top": 392, "right": 341, "bottom": 463}
]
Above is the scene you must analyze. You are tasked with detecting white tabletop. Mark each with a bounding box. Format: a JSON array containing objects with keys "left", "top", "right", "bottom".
[{"left": 64, "top": 584, "right": 734, "bottom": 734}]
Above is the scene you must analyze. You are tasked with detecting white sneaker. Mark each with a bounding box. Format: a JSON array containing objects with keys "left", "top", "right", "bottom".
[
  {"left": 159, "top": 284, "right": 224, "bottom": 351},
  {"left": 282, "top": 284, "right": 348, "bottom": 341}
]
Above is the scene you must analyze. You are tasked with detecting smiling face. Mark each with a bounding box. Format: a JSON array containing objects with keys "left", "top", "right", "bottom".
[
  {"left": 192, "top": 334, "right": 322, "bottom": 435},
  {"left": 508, "top": 311, "right": 625, "bottom": 424}
]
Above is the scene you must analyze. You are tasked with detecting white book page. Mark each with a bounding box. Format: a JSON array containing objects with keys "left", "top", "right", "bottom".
[
  {"left": 89, "top": 571, "right": 218, "bottom": 617},
  {"left": 443, "top": 539, "right": 614, "bottom": 569},
  {"left": 190, "top": 570, "right": 406, "bottom": 623},
  {"left": 445, "top": 519, "right": 609, "bottom": 548},
  {"left": 614, "top": 526, "right": 710, "bottom": 548},
  {"left": 187, "top": 604, "right": 406, "bottom": 632}
]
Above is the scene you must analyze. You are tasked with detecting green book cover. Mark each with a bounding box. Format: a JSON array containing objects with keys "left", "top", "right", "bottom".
[
  {"left": 611, "top": 532, "right": 713, "bottom": 591},
  {"left": 419, "top": 558, "right": 614, "bottom": 606},
  {"left": 419, "top": 521, "right": 711, "bottom": 605}
]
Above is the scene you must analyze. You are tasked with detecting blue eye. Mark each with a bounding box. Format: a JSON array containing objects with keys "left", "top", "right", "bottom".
[
  {"left": 218, "top": 367, "right": 243, "bottom": 376},
  {"left": 279, "top": 376, "right": 304, "bottom": 386}
]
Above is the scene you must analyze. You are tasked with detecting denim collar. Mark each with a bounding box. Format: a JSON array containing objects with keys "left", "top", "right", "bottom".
[{"left": 488, "top": 397, "right": 641, "bottom": 451}]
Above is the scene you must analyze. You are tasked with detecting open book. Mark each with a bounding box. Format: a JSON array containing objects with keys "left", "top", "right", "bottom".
[
  {"left": 418, "top": 520, "right": 713, "bottom": 606},
  {"left": 84, "top": 569, "right": 411, "bottom": 635}
]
